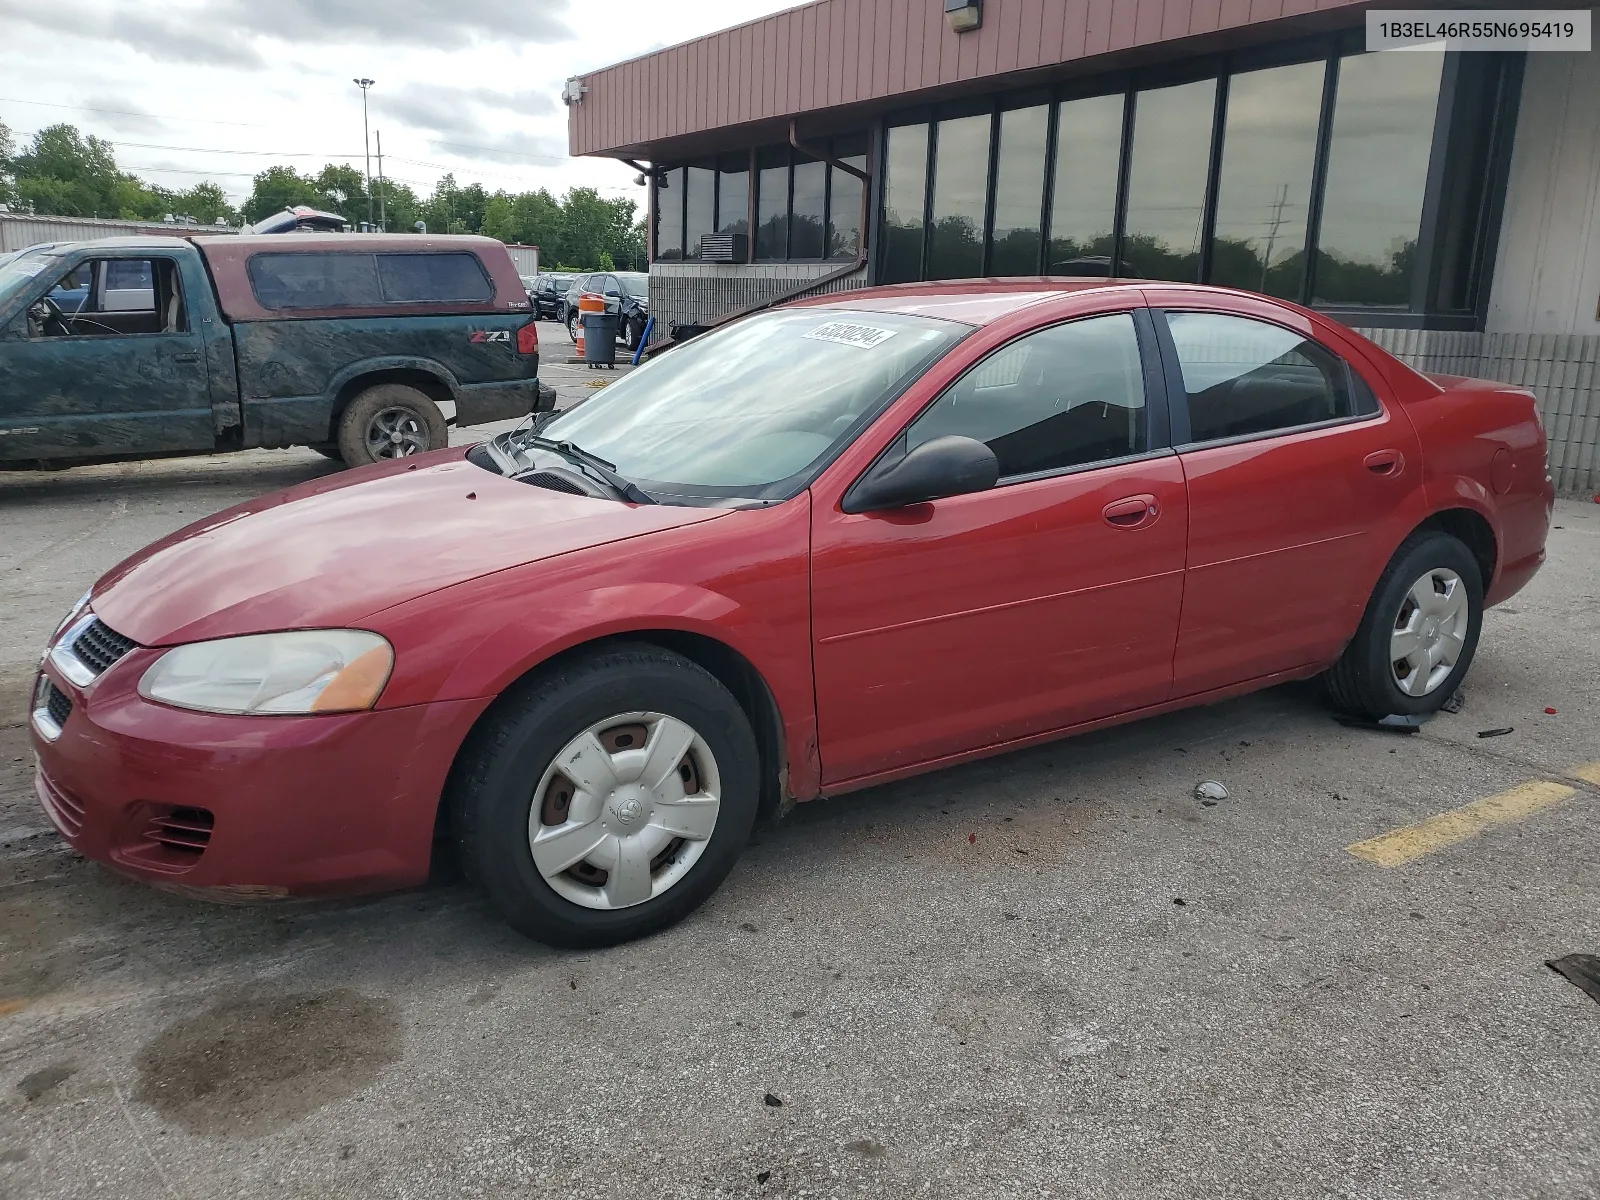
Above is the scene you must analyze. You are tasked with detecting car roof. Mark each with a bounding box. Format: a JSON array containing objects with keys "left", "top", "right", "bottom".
[
  {"left": 791, "top": 278, "right": 1145, "bottom": 324},
  {"left": 192, "top": 233, "right": 507, "bottom": 253}
]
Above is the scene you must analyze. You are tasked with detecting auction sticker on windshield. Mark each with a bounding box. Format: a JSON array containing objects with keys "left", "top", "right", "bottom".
[{"left": 803, "top": 321, "right": 899, "bottom": 350}]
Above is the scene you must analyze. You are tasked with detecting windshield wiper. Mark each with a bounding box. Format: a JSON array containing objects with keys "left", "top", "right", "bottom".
[{"left": 520, "top": 435, "right": 656, "bottom": 504}]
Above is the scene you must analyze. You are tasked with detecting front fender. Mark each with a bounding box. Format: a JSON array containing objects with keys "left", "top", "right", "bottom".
[{"left": 368, "top": 500, "right": 820, "bottom": 798}]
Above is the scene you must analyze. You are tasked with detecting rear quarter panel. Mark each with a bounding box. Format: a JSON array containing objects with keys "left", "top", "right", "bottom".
[
  {"left": 1398, "top": 374, "right": 1553, "bottom": 605},
  {"left": 232, "top": 316, "right": 537, "bottom": 446}
]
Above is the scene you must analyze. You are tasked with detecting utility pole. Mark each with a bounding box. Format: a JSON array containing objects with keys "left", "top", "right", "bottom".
[
  {"left": 1259, "top": 182, "right": 1289, "bottom": 294},
  {"left": 353, "top": 78, "right": 375, "bottom": 230},
  {"left": 375, "top": 130, "right": 387, "bottom": 231}
]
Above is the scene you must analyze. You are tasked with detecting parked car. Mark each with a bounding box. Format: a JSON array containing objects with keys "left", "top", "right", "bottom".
[
  {"left": 247, "top": 205, "right": 350, "bottom": 234},
  {"left": 0, "top": 233, "right": 553, "bottom": 469},
  {"left": 562, "top": 270, "right": 649, "bottom": 350},
  {"left": 529, "top": 272, "right": 575, "bottom": 320},
  {"left": 29, "top": 280, "right": 1551, "bottom": 948}
]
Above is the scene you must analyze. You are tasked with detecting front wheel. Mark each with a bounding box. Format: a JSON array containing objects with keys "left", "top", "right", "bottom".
[
  {"left": 1325, "top": 531, "right": 1484, "bottom": 719},
  {"left": 336, "top": 384, "right": 448, "bottom": 467},
  {"left": 450, "top": 645, "right": 761, "bottom": 948}
]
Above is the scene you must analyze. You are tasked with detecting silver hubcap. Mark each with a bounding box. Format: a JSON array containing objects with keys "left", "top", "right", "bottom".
[
  {"left": 1390, "top": 567, "right": 1469, "bottom": 697},
  {"left": 528, "top": 712, "right": 721, "bottom": 911},
  {"left": 365, "top": 407, "right": 430, "bottom": 459}
]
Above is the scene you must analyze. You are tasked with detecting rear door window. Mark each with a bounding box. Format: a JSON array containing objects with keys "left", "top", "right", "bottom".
[
  {"left": 248, "top": 253, "right": 382, "bottom": 309},
  {"left": 375, "top": 252, "right": 493, "bottom": 303},
  {"left": 1165, "top": 312, "right": 1361, "bottom": 443}
]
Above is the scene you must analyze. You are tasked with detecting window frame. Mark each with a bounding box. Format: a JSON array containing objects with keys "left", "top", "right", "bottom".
[
  {"left": 28, "top": 254, "right": 190, "bottom": 341},
  {"left": 875, "top": 306, "right": 1176, "bottom": 491},
  {"left": 1150, "top": 307, "right": 1384, "bottom": 451}
]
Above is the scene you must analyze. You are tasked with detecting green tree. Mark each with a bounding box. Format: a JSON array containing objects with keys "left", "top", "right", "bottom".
[
  {"left": 314, "top": 163, "right": 369, "bottom": 228},
  {"left": 378, "top": 179, "right": 421, "bottom": 232},
  {"left": 242, "top": 165, "right": 330, "bottom": 224},
  {"left": 0, "top": 120, "right": 15, "bottom": 208},
  {"left": 12, "top": 124, "right": 126, "bottom": 217},
  {"left": 481, "top": 192, "right": 516, "bottom": 242}
]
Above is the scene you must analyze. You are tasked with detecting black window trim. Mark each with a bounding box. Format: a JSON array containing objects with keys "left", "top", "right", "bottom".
[
  {"left": 1150, "top": 307, "right": 1385, "bottom": 453},
  {"left": 853, "top": 305, "right": 1175, "bottom": 496}
]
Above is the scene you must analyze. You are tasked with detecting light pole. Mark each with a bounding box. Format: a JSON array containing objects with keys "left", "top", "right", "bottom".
[{"left": 353, "top": 77, "right": 375, "bottom": 230}]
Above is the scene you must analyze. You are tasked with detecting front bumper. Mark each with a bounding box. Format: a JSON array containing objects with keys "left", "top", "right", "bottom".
[{"left": 30, "top": 643, "right": 491, "bottom": 898}]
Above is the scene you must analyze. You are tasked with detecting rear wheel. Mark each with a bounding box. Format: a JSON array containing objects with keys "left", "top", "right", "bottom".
[
  {"left": 450, "top": 645, "right": 761, "bottom": 948},
  {"left": 565, "top": 311, "right": 579, "bottom": 343},
  {"left": 1325, "top": 531, "right": 1483, "bottom": 719},
  {"left": 336, "top": 384, "right": 448, "bottom": 467}
]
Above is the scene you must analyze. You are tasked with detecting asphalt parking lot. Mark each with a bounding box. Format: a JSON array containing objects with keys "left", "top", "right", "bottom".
[{"left": 1, "top": 360, "right": 1597, "bottom": 1197}]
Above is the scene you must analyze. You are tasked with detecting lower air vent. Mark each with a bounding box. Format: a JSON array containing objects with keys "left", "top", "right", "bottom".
[
  {"left": 36, "top": 770, "right": 86, "bottom": 839},
  {"left": 117, "top": 805, "right": 215, "bottom": 873},
  {"left": 45, "top": 681, "right": 72, "bottom": 728}
]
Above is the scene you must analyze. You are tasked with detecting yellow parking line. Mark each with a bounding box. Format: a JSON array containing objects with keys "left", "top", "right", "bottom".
[
  {"left": 1347, "top": 781, "right": 1577, "bottom": 868},
  {"left": 1568, "top": 762, "right": 1600, "bottom": 786}
]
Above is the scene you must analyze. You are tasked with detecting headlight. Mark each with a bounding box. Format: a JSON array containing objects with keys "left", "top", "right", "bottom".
[{"left": 138, "top": 630, "right": 394, "bottom": 715}]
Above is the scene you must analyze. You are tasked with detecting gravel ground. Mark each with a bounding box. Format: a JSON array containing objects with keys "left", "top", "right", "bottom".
[{"left": 0, "top": 387, "right": 1596, "bottom": 1198}]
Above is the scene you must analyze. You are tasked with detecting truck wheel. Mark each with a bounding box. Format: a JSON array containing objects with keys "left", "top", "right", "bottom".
[{"left": 337, "top": 384, "right": 448, "bottom": 467}]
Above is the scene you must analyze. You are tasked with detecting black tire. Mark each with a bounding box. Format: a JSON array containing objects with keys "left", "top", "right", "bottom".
[
  {"left": 449, "top": 644, "right": 761, "bottom": 948},
  {"left": 336, "top": 383, "right": 448, "bottom": 467},
  {"left": 309, "top": 445, "right": 344, "bottom": 460},
  {"left": 566, "top": 311, "right": 579, "bottom": 343},
  {"left": 622, "top": 317, "right": 644, "bottom": 352},
  {"left": 1324, "top": 530, "right": 1484, "bottom": 719}
]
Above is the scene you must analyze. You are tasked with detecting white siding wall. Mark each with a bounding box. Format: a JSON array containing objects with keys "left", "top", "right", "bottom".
[{"left": 1487, "top": 51, "right": 1600, "bottom": 335}]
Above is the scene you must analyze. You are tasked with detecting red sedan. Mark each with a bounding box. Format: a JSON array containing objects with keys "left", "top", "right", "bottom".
[{"left": 30, "top": 281, "right": 1552, "bottom": 947}]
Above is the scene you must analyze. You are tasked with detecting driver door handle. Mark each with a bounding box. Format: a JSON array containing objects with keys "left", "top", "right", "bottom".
[
  {"left": 173, "top": 353, "right": 200, "bottom": 364},
  {"left": 1102, "top": 495, "right": 1159, "bottom": 529}
]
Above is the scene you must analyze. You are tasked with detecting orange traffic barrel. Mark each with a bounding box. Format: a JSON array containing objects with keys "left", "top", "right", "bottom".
[{"left": 576, "top": 292, "right": 605, "bottom": 357}]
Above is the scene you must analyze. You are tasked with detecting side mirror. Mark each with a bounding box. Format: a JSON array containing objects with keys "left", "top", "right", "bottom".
[{"left": 842, "top": 434, "right": 999, "bottom": 513}]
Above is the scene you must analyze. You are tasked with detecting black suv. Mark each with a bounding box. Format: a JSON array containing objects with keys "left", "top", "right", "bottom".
[
  {"left": 529, "top": 273, "right": 575, "bottom": 320},
  {"left": 561, "top": 271, "right": 650, "bottom": 351}
]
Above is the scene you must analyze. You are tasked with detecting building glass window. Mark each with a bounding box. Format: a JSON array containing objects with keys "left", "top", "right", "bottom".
[
  {"left": 791, "top": 156, "right": 827, "bottom": 259},
  {"left": 989, "top": 104, "right": 1049, "bottom": 277},
  {"left": 1123, "top": 78, "right": 1216, "bottom": 282},
  {"left": 1209, "top": 60, "right": 1325, "bottom": 300},
  {"left": 685, "top": 166, "right": 716, "bottom": 260},
  {"left": 1314, "top": 50, "right": 1445, "bottom": 307},
  {"left": 927, "top": 112, "right": 991, "bottom": 279},
  {"left": 655, "top": 167, "right": 684, "bottom": 261},
  {"left": 716, "top": 157, "right": 749, "bottom": 237},
  {"left": 755, "top": 147, "right": 789, "bottom": 261},
  {"left": 1047, "top": 92, "right": 1123, "bottom": 275},
  {"left": 882, "top": 123, "right": 929, "bottom": 284},
  {"left": 828, "top": 135, "right": 867, "bottom": 262}
]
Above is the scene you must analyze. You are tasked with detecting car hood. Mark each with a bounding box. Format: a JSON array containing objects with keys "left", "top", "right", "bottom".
[{"left": 91, "top": 451, "right": 729, "bottom": 647}]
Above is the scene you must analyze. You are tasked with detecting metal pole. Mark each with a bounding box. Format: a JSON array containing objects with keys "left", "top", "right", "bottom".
[
  {"left": 354, "top": 78, "right": 375, "bottom": 230},
  {"left": 376, "top": 130, "right": 387, "bottom": 231}
]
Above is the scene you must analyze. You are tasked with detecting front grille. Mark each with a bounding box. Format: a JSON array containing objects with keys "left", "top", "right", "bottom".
[
  {"left": 70, "top": 618, "right": 139, "bottom": 676},
  {"left": 45, "top": 681, "right": 72, "bottom": 728},
  {"left": 523, "top": 470, "right": 588, "bottom": 496},
  {"left": 37, "top": 771, "right": 86, "bottom": 839}
]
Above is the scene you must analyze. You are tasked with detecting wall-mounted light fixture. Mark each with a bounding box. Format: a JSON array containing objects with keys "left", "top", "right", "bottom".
[{"left": 944, "top": 0, "right": 982, "bottom": 33}]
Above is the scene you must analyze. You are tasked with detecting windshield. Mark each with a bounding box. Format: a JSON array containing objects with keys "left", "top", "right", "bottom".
[
  {"left": 618, "top": 274, "right": 649, "bottom": 298},
  {"left": 0, "top": 250, "right": 62, "bottom": 307},
  {"left": 527, "top": 307, "right": 969, "bottom": 500}
]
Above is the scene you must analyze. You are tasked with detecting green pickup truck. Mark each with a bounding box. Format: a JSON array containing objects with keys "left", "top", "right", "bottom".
[{"left": 0, "top": 233, "right": 553, "bottom": 469}]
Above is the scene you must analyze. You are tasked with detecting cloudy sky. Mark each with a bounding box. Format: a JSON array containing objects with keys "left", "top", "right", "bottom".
[{"left": 0, "top": 0, "right": 809, "bottom": 206}]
